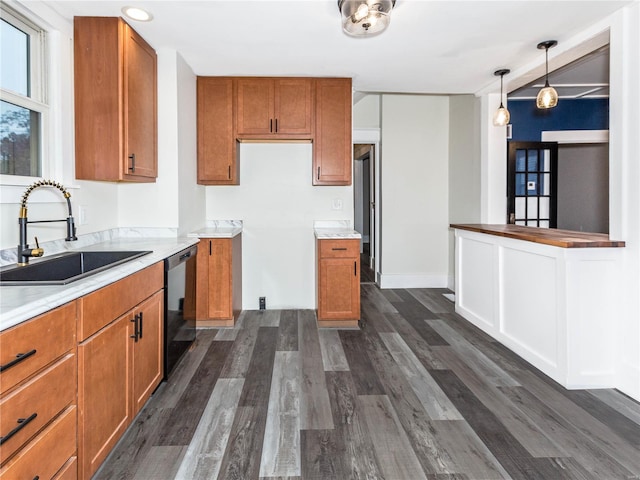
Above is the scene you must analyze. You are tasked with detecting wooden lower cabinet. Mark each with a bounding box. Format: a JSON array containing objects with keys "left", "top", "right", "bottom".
[
  {"left": 195, "top": 237, "right": 242, "bottom": 326},
  {"left": 78, "top": 263, "right": 164, "bottom": 480},
  {"left": 316, "top": 238, "right": 360, "bottom": 327},
  {"left": 0, "top": 302, "right": 77, "bottom": 479}
]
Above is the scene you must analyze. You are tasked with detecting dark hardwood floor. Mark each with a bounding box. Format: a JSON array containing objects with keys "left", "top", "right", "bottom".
[
  {"left": 361, "top": 242, "right": 375, "bottom": 284},
  {"left": 95, "top": 286, "right": 640, "bottom": 480}
]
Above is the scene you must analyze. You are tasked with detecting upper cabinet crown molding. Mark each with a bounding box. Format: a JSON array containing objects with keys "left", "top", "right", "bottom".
[
  {"left": 197, "top": 76, "right": 352, "bottom": 186},
  {"left": 74, "top": 17, "right": 158, "bottom": 182}
]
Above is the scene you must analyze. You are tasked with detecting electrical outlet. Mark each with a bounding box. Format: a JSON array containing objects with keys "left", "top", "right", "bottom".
[
  {"left": 332, "top": 198, "right": 343, "bottom": 210},
  {"left": 259, "top": 297, "right": 266, "bottom": 310},
  {"left": 78, "top": 205, "right": 88, "bottom": 225}
]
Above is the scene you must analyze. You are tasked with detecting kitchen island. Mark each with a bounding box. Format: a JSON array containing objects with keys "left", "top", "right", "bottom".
[{"left": 451, "top": 224, "right": 625, "bottom": 389}]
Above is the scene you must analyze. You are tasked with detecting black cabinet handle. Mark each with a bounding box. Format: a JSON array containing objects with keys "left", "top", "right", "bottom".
[
  {"left": 270, "top": 119, "right": 273, "bottom": 133},
  {"left": 275, "top": 118, "right": 278, "bottom": 133},
  {"left": 228, "top": 165, "right": 231, "bottom": 179},
  {"left": 33, "top": 477, "right": 40, "bottom": 480},
  {"left": 130, "top": 316, "right": 139, "bottom": 342},
  {"left": 139, "top": 312, "right": 143, "bottom": 340},
  {"left": 0, "top": 412, "right": 37, "bottom": 445},
  {"left": 317, "top": 167, "right": 320, "bottom": 180},
  {"left": 354, "top": 261, "right": 357, "bottom": 276},
  {"left": 332, "top": 247, "right": 347, "bottom": 251},
  {"left": 128, "top": 153, "right": 136, "bottom": 172},
  {"left": 209, "top": 241, "right": 212, "bottom": 256},
  {"left": 0, "top": 349, "right": 36, "bottom": 372}
]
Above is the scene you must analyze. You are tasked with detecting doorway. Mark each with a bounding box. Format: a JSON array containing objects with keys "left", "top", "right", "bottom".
[{"left": 354, "top": 143, "right": 375, "bottom": 284}]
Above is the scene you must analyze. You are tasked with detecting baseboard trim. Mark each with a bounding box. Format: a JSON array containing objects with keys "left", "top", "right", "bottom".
[{"left": 379, "top": 273, "right": 449, "bottom": 289}]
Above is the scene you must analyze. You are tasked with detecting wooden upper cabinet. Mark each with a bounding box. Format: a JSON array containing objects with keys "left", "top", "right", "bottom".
[
  {"left": 198, "top": 77, "right": 237, "bottom": 184},
  {"left": 236, "top": 78, "right": 312, "bottom": 137},
  {"left": 313, "top": 78, "right": 352, "bottom": 186},
  {"left": 74, "top": 17, "right": 157, "bottom": 182}
]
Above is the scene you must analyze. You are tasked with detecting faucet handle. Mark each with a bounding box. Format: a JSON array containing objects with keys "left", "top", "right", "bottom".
[{"left": 31, "top": 236, "right": 44, "bottom": 257}]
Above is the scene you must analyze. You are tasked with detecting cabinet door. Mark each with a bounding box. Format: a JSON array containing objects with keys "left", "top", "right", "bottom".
[
  {"left": 131, "top": 290, "right": 163, "bottom": 414},
  {"left": 78, "top": 315, "right": 132, "bottom": 480},
  {"left": 313, "top": 78, "right": 352, "bottom": 185},
  {"left": 208, "top": 239, "right": 233, "bottom": 319},
  {"left": 123, "top": 23, "right": 158, "bottom": 179},
  {"left": 318, "top": 256, "right": 360, "bottom": 320},
  {"left": 274, "top": 78, "right": 312, "bottom": 135},
  {"left": 197, "top": 77, "right": 237, "bottom": 184},
  {"left": 236, "top": 78, "right": 274, "bottom": 135}
]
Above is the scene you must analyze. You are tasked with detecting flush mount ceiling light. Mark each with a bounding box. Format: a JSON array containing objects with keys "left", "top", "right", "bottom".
[
  {"left": 536, "top": 40, "right": 558, "bottom": 109},
  {"left": 493, "top": 69, "right": 511, "bottom": 126},
  {"left": 338, "top": 0, "right": 395, "bottom": 37},
  {"left": 121, "top": 6, "right": 153, "bottom": 22}
]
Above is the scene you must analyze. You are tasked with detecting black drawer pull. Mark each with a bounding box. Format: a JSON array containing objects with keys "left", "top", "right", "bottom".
[
  {"left": 130, "top": 316, "right": 139, "bottom": 342},
  {"left": 128, "top": 153, "right": 136, "bottom": 172},
  {"left": 0, "top": 412, "right": 37, "bottom": 445},
  {"left": 139, "top": 312, "right": 144, "bottom": 340},
  {"left": 317, "top": 167, "right": 320, "bottom": 180},
  {"left": 275, "top": 118, "right": 278, "bottom": 133},
  {"left": 332, "top": 247, "right": 348, "bottom": 251},
  {"left": 354, "top": 261, "right": 357, "bottom": 276},
  {"left": 0, "top": 349, "right": 36, "bottom": 372}
]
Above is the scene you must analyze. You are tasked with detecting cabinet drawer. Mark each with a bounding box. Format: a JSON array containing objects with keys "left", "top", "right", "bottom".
[
  {"left": 318, "top": 239, "right": 359, "bottom": 258},
  {"left": 53, "top": 457, "right": 77, "bottom": 480},
  {"left": 0, "top": 302, "right": 76, "bottom": 395},
  {"left": 78, "top": 262, "right": 163, "bottom": 341},
  {"left": 0, "top": 353, "right": 76, "bottom": 463},
  {"left": 0, "top": 405, "right": 76, "bottom": 480}
]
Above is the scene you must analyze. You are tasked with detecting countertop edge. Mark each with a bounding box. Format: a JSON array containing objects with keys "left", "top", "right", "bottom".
[{"left": 450, "top": 224, "right": 626, "bottom": 248}]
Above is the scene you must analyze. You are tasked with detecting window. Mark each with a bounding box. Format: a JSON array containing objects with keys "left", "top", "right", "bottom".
[{"left": 0, "top": 6, "right": 46, "bottom": 179}]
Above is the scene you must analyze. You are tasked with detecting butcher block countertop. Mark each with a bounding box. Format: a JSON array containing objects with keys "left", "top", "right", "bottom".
[{"left": 450, "top": 224, "right": 626, "bottom": 248}]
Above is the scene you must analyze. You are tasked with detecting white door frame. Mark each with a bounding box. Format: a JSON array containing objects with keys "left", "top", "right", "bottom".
[{"left": 353, "top": 128, "right": 381, "bottom": 284}]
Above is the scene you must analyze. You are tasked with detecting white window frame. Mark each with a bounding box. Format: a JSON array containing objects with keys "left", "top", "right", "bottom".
[{"left": 0, "top": 4, "right": 50, "bottom": 186}]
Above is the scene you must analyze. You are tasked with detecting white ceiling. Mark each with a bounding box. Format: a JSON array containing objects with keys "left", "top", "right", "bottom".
[{"left": 46, "top": 0, "right": 632, "bottom": 95}]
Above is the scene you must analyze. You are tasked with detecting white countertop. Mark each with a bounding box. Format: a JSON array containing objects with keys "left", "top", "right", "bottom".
[
  {"left": 0, "top": 236, "right": 198, "bottom": 332},
  {"left": 314, "top": 228, "right": 362, "bottom": 239},
  {"left": 188, "top": 220, "right": 243, "bottom": 239}
]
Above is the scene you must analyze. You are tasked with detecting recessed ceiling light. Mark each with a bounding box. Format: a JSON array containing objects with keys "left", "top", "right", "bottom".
[{"left": 121, "top": 6, "right": 153, "bottom": 22}]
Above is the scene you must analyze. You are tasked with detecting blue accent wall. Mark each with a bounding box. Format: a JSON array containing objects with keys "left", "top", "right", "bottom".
[{"left": 508, "top": 98, "right": 609, "bottom": 141}]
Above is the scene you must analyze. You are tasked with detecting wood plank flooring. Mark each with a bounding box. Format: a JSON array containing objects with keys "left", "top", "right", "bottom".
[{"left": 95, "top": 286, "right": 640, "bottom": 480}]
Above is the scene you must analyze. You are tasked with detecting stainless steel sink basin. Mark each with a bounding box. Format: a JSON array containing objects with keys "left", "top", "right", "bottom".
[{"left": 0, "top": 250, "right": 152, "bottom": 285}]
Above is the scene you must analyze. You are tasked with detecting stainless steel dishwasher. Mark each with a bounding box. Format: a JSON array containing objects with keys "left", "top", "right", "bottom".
[{"left": 164, "top": 244, "right": 197, "bottom": 379}]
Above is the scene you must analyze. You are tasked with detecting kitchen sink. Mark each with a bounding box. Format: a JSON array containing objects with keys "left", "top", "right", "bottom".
[{"left": 0, "top": 250, "right": 152, "bottom": 286}]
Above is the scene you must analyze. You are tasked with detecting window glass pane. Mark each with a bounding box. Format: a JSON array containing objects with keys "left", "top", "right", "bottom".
[
  {"left": 539, "top": 197, "right": 550, "bottom": 218},
  {"left": 515, "top": 220, "right": 526, "bottom": 226},
  {"left": 539, "top": 220, "right": 550, "bottom": 228},
  {"left": 515, "top": 173, "right": 526, "bottom": 195},
  {"left": 542, "top": 149, "right": 551, "bottom": 172},
  {"left": 527, "top": 173, "right": 538, "bottom": 195},
  {"left": 1, "top": 18, "right": 29, "bottom": 96},
  {"left": 0, "top": 100, "right": 40, "bottom": 176},
  {"left": 541, "top": 173, "right": 550, "bottom": 195},
  {"left": 515, "top": 197, "right": 525, "bottom": 219},
  {"left": 527, "top": 150, "right": 538, "bottom": 172},
  {"left": 516, "top": 150, "right": 526, "bottom": 172},
  {"left": 526, "top": 220, "right": 538, "bottom": 226},
  {"left": 527, "top": 197, "right": 538, "bottom": 219}
]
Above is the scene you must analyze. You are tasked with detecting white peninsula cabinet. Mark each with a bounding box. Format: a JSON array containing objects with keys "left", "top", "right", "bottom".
[{"left": 451, "top": 224, "right": 625, "bottom": 390}]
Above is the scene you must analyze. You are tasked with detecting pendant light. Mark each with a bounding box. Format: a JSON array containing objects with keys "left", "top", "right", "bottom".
[
  {"left": 493, "top": 69, "right": 511, "bottom": 126},
  {"left": 536, "top": 40, "right": 559, "bottom": 109},
  {"left": 338, "top": 0, "right": 395, "bottom": 37}
]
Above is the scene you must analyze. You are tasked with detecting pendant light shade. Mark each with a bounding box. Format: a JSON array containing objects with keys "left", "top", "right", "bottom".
[
  {"left": 536, "top": 40, "right": 559, "bottom": 109},
  {"left": 493, "top": 69, "right": 511, "bottom": 127},
  {"left": 338, "top": 0, "right": 395, "bottom": 37}
]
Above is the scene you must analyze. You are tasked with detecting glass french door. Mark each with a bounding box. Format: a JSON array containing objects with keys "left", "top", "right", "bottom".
[{"left": 507, "top": 142, "right": 558, "bottom": 228}]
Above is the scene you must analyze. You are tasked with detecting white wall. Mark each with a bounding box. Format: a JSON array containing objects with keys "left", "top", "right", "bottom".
[
  {"left": 176, "top": 53, "right": 205, "bottom": 235},
  {"left": 448, "top": 95, "right": 482, "bottom": 288},
  {"left": 353, "top": 94, "right": 380, "bottom": 129},
  {"left": 205, "top": 143, "right": 353, "bottom": 309},
  {"left": 379, "top": 94, "right": 450, "bottom": 288}
]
